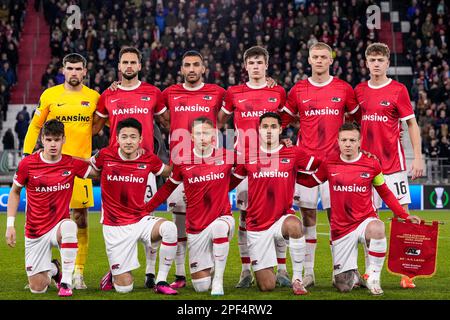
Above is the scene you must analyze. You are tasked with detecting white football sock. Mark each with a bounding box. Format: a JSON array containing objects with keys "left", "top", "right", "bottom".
[
  {"left": 367, "top": 238, "right": 387, "bottom": 281},
  {"left": 304, "top": 225, "right": 317, "bottom": 275},
  {"left": 59, "top": 220, "right": 78, "bottom": 286},
  {"left": 173, "top": 212, "right": 187, "bottom": 277},
  {"left": 238, "top": 212, "right": 251, "bottom": 272},
  {"left": 156, "top": 221, "right": 177, "bottom": 283},
  {"left": 211, "top": 219, "right": 230, "bottom": 283},
  {"left": 289, "top": 236, "right": 306, "bottom": 281}
]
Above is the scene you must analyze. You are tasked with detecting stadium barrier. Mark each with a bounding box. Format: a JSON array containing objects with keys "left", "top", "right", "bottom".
[{"left": 0, "top": 184, "right": 446, "bottom": 212}]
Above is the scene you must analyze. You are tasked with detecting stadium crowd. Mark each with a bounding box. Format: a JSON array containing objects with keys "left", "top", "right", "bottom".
[
  {"left": 38, "top": 0, "right": 383, "bottom": 151},
  {"left": 405, "top": 0, "right": 449, "bottom": 181},
  {"left": 0, "top": 0, "right": 25, "bottom": 123},
  {"left": 0, "top": 0, "right": 449, "bottom": 179}
]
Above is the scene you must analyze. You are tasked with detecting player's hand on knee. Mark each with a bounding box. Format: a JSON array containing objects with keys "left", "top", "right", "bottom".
[
  {"left": 407, "top": 215, "right": 421, "bottom": 224},
  {"left": 108, "top": 81, "right": 120, "bottom": 91},
  {"left": 5, "top": 227, "right": 16, "bottom": 247}
]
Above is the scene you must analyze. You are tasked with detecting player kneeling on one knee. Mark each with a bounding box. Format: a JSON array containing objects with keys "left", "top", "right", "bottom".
[
  {"left": 103, "top": 218, "right": 178, "bottom": 294},
  {"left": 6, "top": 119, "right": 92, "bottom": 297},
  {"left": 145, "top": 116, "right": 237, "bottom": 296},
  {"left": 89, "top": 118, "right": 176, "bottom": 294},
  {"left": 230, "top": 112, "right": 322, "bottom": 295}
]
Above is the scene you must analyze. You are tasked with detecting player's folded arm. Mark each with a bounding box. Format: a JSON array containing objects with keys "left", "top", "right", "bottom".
[
  {"left": 296, "top": 172, "right": 322, "bottom": 188},
  {"left": 145, "top": 178, "right": 179, "bottom": 213},
  {"left": 372, "top": 174, "right": 409, "bottom": 219}
]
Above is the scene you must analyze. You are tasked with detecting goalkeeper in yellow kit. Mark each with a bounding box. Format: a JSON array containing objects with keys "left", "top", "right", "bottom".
[{"left": 23, "top": 53, "right": 100, "bottom": 289}]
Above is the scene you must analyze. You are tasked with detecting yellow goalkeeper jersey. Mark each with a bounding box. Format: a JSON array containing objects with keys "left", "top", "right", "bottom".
[{"left": 23, "top": 84, "right": 100, "bottom": 159}]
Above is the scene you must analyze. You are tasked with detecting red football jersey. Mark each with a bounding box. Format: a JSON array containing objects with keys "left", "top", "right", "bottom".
[
  {"left": 283, "top": 77, "right": 359, "bottom": 155},
  {"left": 233, "top": 145, "right": 320, "bottom": 232},
  {"left": 309, "top": 152, "right": 382, "bottom": 241},
  {"left": 222, "top": 83, "right": 286, "bottom": 152},
  {"left": 90, "top": 146, "right": 164, "bottom": 226},
  {"left": 95, "top": 81, "right": 166, "bottom": 153},
  {"left": 168, "top": 148, "right": 234, "bottom": 234},
  {"left": 162, "top": 83, "right": 226, "bottom": 157},
  {"left": 355, "top": 79, "right": 415, "bottom": 174},
  {"left": 14, "top": 153, "right": 90, "bottom": 238}
]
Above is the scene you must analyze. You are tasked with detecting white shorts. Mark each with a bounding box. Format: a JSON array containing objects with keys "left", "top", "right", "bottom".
[
  {"left": 25, "top": 219, "right": 67, "bottom": 277},
  {"left": 247, "top": 214, "right": 292, "bottom": 272},
  {"left": 144, "top": 173, "right": 158, "bottom": 204},
  {"left": 103, "top": 216, "right": 163, "bottom": 276},
  {"left": 236, "top": 177, "right": 248, "bottom": 211},
  {"left": 373, "top": 171, "right": 411, "bottom": 209},
  {"left": 294, "top": 181, "right": 330, "bottom": 209},
  {"left": 167, "top": 183, "right": 186, "bottom": 212},
  {"left": 332, "top": 217, "right": 379, "bottom": 276},
  {"left": 187, "top": 215, "right": 235, "bottom": 274}
]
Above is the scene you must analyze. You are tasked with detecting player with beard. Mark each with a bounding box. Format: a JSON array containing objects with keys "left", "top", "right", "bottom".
[
  {"left": 217, "top": 46, "right": 290, "bottom": 289},
  {"left": 159, "top": 51, "right": 226, "bottom": 289},
  {"left": 23, "top": 53, "right": 100, "bottom": 290},
  {"left": 92, "top": 46, "right": 169, "bottom": 289}
]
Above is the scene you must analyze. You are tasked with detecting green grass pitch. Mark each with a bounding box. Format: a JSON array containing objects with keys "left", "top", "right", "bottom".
[{"left": 0, "top": 210, "right": 448, "bottom": 300}]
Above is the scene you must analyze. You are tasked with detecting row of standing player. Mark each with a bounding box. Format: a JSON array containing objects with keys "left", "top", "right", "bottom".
[{"left": 7, "top": 41, "right": 424, "bottom": 295}]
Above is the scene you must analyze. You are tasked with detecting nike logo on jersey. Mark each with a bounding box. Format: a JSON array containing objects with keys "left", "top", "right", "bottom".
[
  {"left": 186, "top": 166, "right": 195, "bottom": 171},
  {"left": 107, "top": 163, "right": 117, "bottom": 167},
  {"left": 302, "top": 99, "right": 312, "bottom": 103},
  {"left": 331, "top": 173, "right": 340, "bottom": 176},
  {"left": 82, "top": 201, "right": 89, "bottom": 205},
  {"left": 33, "top": 175, "right": 42, "bottom": 179},
  {"left": 238, "top": 99, "right": 247, "bottom": 103},
  {"left": 111, "top": 98, "right": 120, "bottom": 103},
  {"left": 249, "top": 160, "right": 258, "bottom": 164},
  {"left": 57, "top": 103, "right": 66, "bottom": 107},
  {"left": 173, "top": 96, "right": 183, "bottom": 100},
  {"left": 397, "top": 196, "right": 406, "bottom": 201}
]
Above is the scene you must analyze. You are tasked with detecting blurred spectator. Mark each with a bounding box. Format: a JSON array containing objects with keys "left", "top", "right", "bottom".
[
  {"left": 0, "top": 62, "right": 16, "bottom": 87},
  {"left": 32, "top": 0, "right": 448, "bottom": 179},
  {"left": 2, "top": 128, "right": 14, "bottom": 150},
  {"left": 14, "top": 112, "right": 28, "bottom": 151},
  {"left": 92, "top": 128, "right": 109, "bottom": 155},
  {"left": 425, "top": 138, "right": 441, "bottom": 183},
  {"left": 439, "top": 134, "right": 449, "bottom": 182},
  {"left": 16, "top": 105, "right": 30, "bottom": 123}
]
